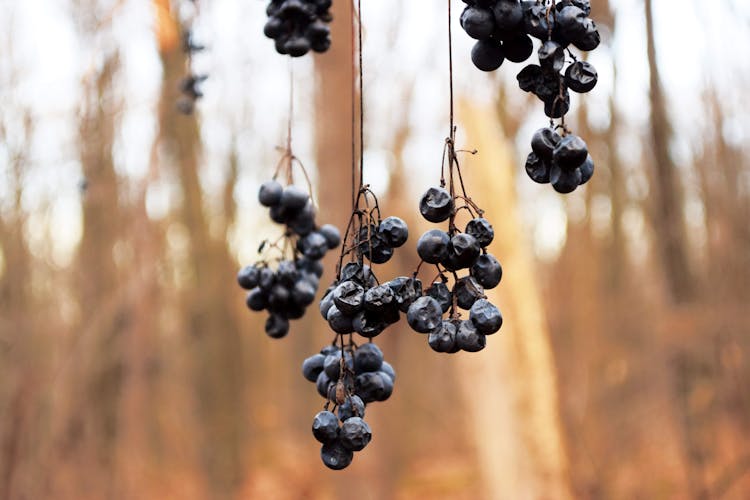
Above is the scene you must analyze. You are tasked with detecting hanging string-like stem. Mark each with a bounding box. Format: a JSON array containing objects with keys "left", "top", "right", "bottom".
[
  {"left": 357, "top": 0, "right": 364, "bottom": 191},
  {"left": 350, "top": 1, "right": 357, "bottom": 213},
  {"left": 447, "top": 0, "right": 455, "bottom": 142},
  {"left": 286, "top": 59, "right": 295, "bottom": 184},
  {"left": 337, "top": 0, "right": 371, "bottom": 277}
]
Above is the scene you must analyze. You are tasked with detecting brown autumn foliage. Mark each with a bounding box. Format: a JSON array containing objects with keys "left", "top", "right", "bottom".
[{"left": 1, "top": 1, "right": 749, "bottom": 499}]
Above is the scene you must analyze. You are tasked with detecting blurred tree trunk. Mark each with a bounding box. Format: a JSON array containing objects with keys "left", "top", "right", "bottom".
[
  {"left": 459, "top": 100, "right": 573, "bottom": 500},
  {"left": 155, "top": 6, "right": 246, "bottom": 497},
  {"left": 644, "top": 0, "right": 694, "bottom": 303},
  {"left": 0, "top": 112, "right": 34, "bottom": 500},
  {"left": 63, "top": 54, "right": 126, "bottom": 499},
  {"left": 605, "top": 88, "right": 627, "bottom": 292}
]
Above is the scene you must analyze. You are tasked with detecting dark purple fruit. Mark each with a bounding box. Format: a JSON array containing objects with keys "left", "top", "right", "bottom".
[
  {"left": 298, "top": 232, "right": 328, "bottom": 260},
  {"left": 352, "top": 310, "right": 388, "bottom": 338},
  {"left": 445, "top": 233, "right": 481, "bottom": 270},
  {"left": 355, "top": 371, "right": 392, "bottom": 403},
  {"left": 327, "top": 305, "right": 354, "bottom": 334},
  {"left": 553, "top": 135, "right": 588, "bottom": 169},
  {"left": 517, "top": 64, "right": 542, "bottom": 93},
  {"left": 340, "top": 417, "right": 372, "bottom": 451},
  {"left": 319, "top": 288, "right": 335, "bottom": 319},
  {"left": 284, "top": 36, "right": 311, "bottom": 58},
  {"left": 557, "top": 0, "right": 591, "bottom": 16},
  {"left": 291, "top": 279, "right": 316, "bottom": 307},
  {"left": 502, "top": 34, "right": 533, "bottom": 63},
  {"left": 428, "top": 320, "right": 458, "bottom": 353},
  {"left": 417, "top": 229, "right": 450, "bottom": 264},
  {"left": 319, "top": 224, "right": 342, "bottom": 249},
  {"left": 579, "top": 155, "right": 594, "bottom": 185},
  {"left": 276, "top": 260, "right": 299, "bottom": 286},
  {"left": 363, "top": 284, "right": 396, "bottom": 313},
  {"left": 316, "top": 371, "right": 332, "bottom": 398},
  {"left": 380, "top": 361, "right": 396, "bottom": 382},
  {"left": 471, "top": 39, "right": 505, "bottom": 72},
  {"left": 565, "top": 60, "right": 598, "bottom": 93},
  {"left": 354, "top": 343, "right": 383, "bottom": 373},
  {"left": 338, "top": 395, "right": 365, "bottom": 421},
  {"left": 237, "top": 265, "right": 260, "bottom": 289},
  {"left": 312, "top": 411, "right": 339, "bottom": 444},
  {"left": 525, "top": 152, "right": 551, "bottom": 184},
  {"left": 470, "top": 298, "right": 503, "bottom": 335},
  {"left": 280, "top": 185, "right": 309, "bottom": 211},
  {"left": 333, "top": 280, "right": 364, "bottom": 315},
  {"left": 302, "top": 353, "right": 326, "bottom": 382},
  {"left": 544, "top": 91, "right": 570, "bottom": 119},
  {"left": 556, "top": 6, "right": 588, "bottom": 43},
  {"left": 531, "top": 127, "right": 562, "bottom": 160},
  {"left": 538, "top": 40, "right": 565, "bottom": 74},
  {"left": 323, "top": 351, "right": 353, "bottom": 380},
  {"left": 265, "top": 314, "right": 289, "bottom": 339},
  {"left": 419, "top": 187, "right": 454, "bottom": 223},
  {"left": 461, "top": 6, "right": 495, "bottom": 39},
  {"left": 378, "top": 216, "right": 409, "bottom": 248},
  {"left": 456, "top": 319, "right": 486, "bottom": 352},
  {"left": 492, "top": 0, "right": 524, "bottom": 33},
  {"left": 550, "top": 164, "right": 582, "bottom": 194},
  {"left": 523, "top": 2, "right": 554, "bottom": 40},
  {"left": 465, "top": 218, "right": 495, "bottom": 248},
  {"left": 453, "top": 276, "right": 484, "bottom": 310},
  {"left": 426, "top": 281, "right": 452, "bottom": 314},
  {"left": 407, "top": 296, "right": 443, "bottom": 334},
  {"left": 321, "top": 440, "right": 353, "bottom": 470},
  {"left": 263, "top": 17, "right": 283, "bottom": 39},
  {"left": 471, "top": 253, "right": 503, "bottom": 289},
  {"left": 246, "top": 289, "right": 268, "bottom": 311},
  {"left": 288, "top": 202, "right": 315, "bottom": 236},
  {"left": 388, "top": 276, "right": 423, "bottom": 313},
  {"left": 258, "top": 180, "right": 283, "bottom": 207},
  {"left": 573, "top": 19, "right": 600, "bottom": 51}
]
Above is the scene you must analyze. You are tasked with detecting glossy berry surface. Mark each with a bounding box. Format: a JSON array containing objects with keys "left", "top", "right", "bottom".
[
  {"left": 407, "top": 296, "right": 444, "bottom": 333},
  {"left": 320, "top": 441, "right": 353, "bottom": 470},
  {"left": 312, "top": 411, "right": 339, "bottom": 444},
  {"left": 417, "top": 229, "right": 451, "bottom": 264},
  {"left": 471, "top": 253, "right": 503, "bottom": 289},
  {"left": 470, "top": 298, "right": 503, "bottom": 335},
  {"left": 419, "top": 187, "right": 454, "bottom": 223},
  {"left": 340, "top": 417, "right": 372, "bottom": 451},
  {"left": 472, "top": 39, "right": 505, "bottom": 72},
  {"left": 465, "top": 218, "right": 495, "bottom": 248}
]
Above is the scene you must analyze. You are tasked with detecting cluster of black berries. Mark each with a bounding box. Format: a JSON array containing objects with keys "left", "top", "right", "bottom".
[
  {"left": 264, "top": 0, "right": 333, "bottom": 57},
  {"left": 319, "top": 216, "right": 410, "bottom": 338},
  {"left": 236, "top": 180, "right": 340, "bottom": 338},
  {"left": 514, "top": 1, "right": 599, "bottom": 118},
  {"left": 302, "top": 341, "right": 395, "bottom": 469},
  {"left": 461, "top": 0, "right": 599, "bottom": 74},
  {"left": 460, "top": 1, "right": 600, "bottom": 191},
  {"left": 178, "top": 29, "right": 208, "bottom": 115},
  {"left": 306, "top": 193, "right": 409, "bottom": 469},
  {"left": 409, "top": 187, "right": 504, "bottom": 352},
  {"left": 525, "top": 127, "right": 593, "bottom": 193}
]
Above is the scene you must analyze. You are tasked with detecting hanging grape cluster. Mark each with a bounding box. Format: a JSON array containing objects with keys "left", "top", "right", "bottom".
[
  {"left": 303, "top": 337, "right": 396, "bottom": 469},
  {"left": 459, "top": 0, "right": 601, "bottom": 193},
  {"left": 408, "top": 141, "right": 504, "bottom": 352},
  {"left": 264, "top": 0, "right": 333, "bottom": 57},
  {"left": 237, "top": 175, "right": 341, "bottom": 339},
  {"left": 302, "top": 187, "right": 410, "bottom": 469}
]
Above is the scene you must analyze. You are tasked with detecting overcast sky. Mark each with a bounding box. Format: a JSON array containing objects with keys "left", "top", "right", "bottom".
[{"left": 1, "top": 0, "right": 749, "bottom": 267}]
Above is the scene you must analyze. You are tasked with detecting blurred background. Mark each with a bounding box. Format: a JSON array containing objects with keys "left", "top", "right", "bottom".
[{"left": 1, "top": 0, "right": 750, "bottom": 498}]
